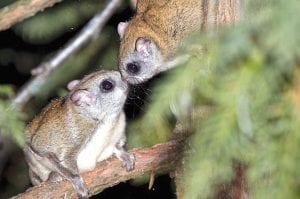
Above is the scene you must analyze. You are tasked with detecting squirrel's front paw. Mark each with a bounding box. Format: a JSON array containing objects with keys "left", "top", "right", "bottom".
[{"left": 121, "top": 152, "right": 135, "bottom": 171}]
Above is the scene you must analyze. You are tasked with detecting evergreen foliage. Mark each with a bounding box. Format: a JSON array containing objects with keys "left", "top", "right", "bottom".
[
  {"left": 127, "top": 0, "right": 300, "bottom": 197},
  {"left": 0, "top": 85, "right": 25, "bottom": 146}
]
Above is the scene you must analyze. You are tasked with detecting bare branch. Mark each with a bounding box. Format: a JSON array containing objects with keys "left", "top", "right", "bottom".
[
  {"left": 0, "top": 0, "right": 63, "bottom": 31},
  {"left": 11, "top": 0, "right": 123, "bottom": 109},
  {"left": 11, "top": 137, "right": 185, "bottom": 199}
]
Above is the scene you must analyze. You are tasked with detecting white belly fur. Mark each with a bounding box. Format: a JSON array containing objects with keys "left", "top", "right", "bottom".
[{"left": 76, "top": 113, "right": 125, "bottom": 173}]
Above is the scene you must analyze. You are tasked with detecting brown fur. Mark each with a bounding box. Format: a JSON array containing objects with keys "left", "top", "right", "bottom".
[
  {"left": 119, "top": 0, "right": 202, "bottom": 60},
  {"left": 118, "top": 0, "right": 240, "bottom": 84},
  {"left": 26, "top": 98, "right": 96, "bottom": 159},
  {"left": 24, "top": 70, "right": 134, "bottom": 198}
]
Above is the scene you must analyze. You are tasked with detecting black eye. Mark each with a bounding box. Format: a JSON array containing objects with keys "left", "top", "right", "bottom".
[
  {"left": 126, "top": 62, "right": 140, "bottom": 75},
  {"left": 100, "top": 79, "right": 114, "bottom": 92}
]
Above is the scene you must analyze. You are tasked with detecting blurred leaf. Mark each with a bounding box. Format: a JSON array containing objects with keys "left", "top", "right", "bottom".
[
  {"left": 0, "top": 85, "right": 25, "bottom": 146},
  {"left": 126, "top": 0, "right": 300, "bottom": 198},
  {"left": 0, "top": 0, "right": 16, "bottom": 8},
  {"left": 14, "top": 0, "right": 105, "bottom": 44}
]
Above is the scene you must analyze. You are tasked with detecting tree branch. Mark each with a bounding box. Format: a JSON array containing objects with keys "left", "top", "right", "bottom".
[
  {"left": 11, "top": 137, "right": 185, "bottom": 199},
  {"left": 0, "top": 0, "right": 63, "bottom": 31},
  {"left": 10, "top": 0, "right": 122, "bottom": 109}
]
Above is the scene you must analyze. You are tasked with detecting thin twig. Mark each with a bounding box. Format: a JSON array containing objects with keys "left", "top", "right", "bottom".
[
  {"left": 11, "top": 0, "right": 123, "bottom": 109},
  {"left": 11, "top": 137, "right": 185, "bottom": 199},
  {"left": 0, "top": 0, "right": 63, "bottom": 31},
  {"left": 148, "top": 171, "right": 155, "bottom": 190}
]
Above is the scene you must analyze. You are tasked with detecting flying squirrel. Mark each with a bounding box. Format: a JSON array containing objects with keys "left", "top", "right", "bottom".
[
  {"left": 24, "top": 70, "right": 134, "bottom": 198},
  {"left": 118, "top": 0, "right": 240, "bottom": 84}
]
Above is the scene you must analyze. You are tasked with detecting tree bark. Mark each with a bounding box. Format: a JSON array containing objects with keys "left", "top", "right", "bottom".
[
  {"left": 0, "top": 0, "right": 64, "bottom": 31},
  {"left": 11, "top": 137, "right": 185, "bottom": 199}
]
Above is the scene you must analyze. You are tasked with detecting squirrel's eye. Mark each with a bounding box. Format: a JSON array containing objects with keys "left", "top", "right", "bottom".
[
  {"left": 126, "top": 62, "right": 140, "bottom": 75},
  {"left": 100, "top": 79, "right": 114, "bottom": 92}
]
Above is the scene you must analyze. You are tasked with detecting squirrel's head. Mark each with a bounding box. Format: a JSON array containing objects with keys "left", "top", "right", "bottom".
[
  {"left": 67, "top": 71, "right": 128, "bottom": 119},
  {"left": 118, "top": 21, "right": 164, "bottom": 84}
]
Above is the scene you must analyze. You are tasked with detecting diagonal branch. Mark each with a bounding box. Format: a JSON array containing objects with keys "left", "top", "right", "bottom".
[
  {"left": 0, "top": 0, "right": 63, "bottom": 31},
  {"left": 11, "top": 137, "right": 185, "bottom": 199},
  {"left": 11, "top": 0, "right": 123, "bottom": 109}
]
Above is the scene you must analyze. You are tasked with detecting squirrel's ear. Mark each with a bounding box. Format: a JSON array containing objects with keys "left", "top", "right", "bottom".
[
  {"left": 67, "top": 80, "right": 80, "bottom": 91},
  {"left": 118, "top": 22, "right": 129, "bottom": 39},
  {"left": 135, "top": 37, "right": 151, "bottom": 57},
  {"left": 70, "top": 90, "right": 95, "bottom": 106}
]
